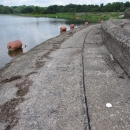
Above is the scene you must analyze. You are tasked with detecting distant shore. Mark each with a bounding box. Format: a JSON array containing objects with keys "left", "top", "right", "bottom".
[{"left": 18, "top": 12, "right": 122, "bottom": 23}]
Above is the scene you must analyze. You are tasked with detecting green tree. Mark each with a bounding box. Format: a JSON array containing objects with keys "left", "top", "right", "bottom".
[
  {"left": 124, "top": 1, "right": 130, "bottom": 8},
  {"left": 46, "top": 5, "right": 58, "bottom": 14},
  {"left": 21, "top": 6, "right": 34, "bottom": 13},
  {"left": 0, "top": 5, "right": 12, "bottom": 14}
]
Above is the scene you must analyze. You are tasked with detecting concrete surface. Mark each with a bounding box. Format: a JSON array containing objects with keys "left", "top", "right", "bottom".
[
  {"left": 84, "top": 25, "right": 130, "bottom": 130},
  {"left": 124, "top": 11, "right": 130, "bottom": 19},
  {"left": 0, "top": 23, "right": 130, "bottom": 130}
]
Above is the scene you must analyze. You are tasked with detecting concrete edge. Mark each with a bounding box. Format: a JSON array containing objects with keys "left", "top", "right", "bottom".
[{"left": 101, "top": 19, "right": 130, "bottom": 76}]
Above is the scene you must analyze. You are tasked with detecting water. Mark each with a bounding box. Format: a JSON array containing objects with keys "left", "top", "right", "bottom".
[{"left": 0, "top": 15, "right": 82, "bottom": 69}]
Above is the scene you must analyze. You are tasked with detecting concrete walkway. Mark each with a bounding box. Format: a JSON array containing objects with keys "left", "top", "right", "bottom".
[{"left": 0, "top": 24, "right": 130, "bottom": 130}]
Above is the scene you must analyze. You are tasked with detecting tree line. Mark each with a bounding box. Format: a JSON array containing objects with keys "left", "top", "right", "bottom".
[{"left": 0, "top": 1, "right": 130, "bottom": 14}]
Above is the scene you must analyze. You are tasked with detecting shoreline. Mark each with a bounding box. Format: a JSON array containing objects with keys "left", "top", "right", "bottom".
[{"left": 0, "top": 25, "right": 86, "bottom": 73}]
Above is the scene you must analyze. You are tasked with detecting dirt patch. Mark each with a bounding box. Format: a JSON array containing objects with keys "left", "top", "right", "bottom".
[
  {"left": 34, "top": 60, "right": 46, "bottom": 69},
  {"left": 71, "top": 49, "right": 83, "bottom": 56},
  {"left": 52, "top": 44, "right": 61, "bottom": 49},
  {"left": 40, "top": 51, "right": 52, "bottom": 59},
  {"left": 1, "top": 75, "right": 22, "bottom": 84},
  {"left": 0, "top": 77, "right": 33, "bottom": 130},
  {"left": 15, "top": 79, "right": 33, "bottom": 97},
  {"left": 51, "top": 39, "right": 65, "bottom": 51},
  {"left": 0, "top": 98, "right": 25, "bottom": 130},
  {"left": 25, "top": 72, "right": 38, "bottom": 78},
  {"left": 50, "top": 40, "right": 64, "bottom": 51},
  {"left": 68, "top": 32, "right": 74, "bottom": 36}
]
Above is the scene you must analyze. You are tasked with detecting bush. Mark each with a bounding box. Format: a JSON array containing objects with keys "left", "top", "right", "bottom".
[{"left": 125, "top": 8, "right": 130, "bottom": 11}]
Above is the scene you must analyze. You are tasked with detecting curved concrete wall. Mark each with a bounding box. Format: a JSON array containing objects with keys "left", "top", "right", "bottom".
[
  {"left": 124, "top": 11, "right": 130, "bottom": 19},
  {"left": 101, "top": 19, "right": 130, "bottom": 76}
]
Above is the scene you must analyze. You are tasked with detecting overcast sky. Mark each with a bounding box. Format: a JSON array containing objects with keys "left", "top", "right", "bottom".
[{"left": 0, "top": 0, "right": 129, "bottom": 7}]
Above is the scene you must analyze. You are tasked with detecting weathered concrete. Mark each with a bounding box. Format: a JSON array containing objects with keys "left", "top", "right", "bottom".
[
  {"left": 101, "top": 19, "right": 130, "bottom": 76},
  {"left": 0, "top": 26, "right": 89, "bottom": 130},
  {"left": 124, "top": 11, "right": 130, "bottom": 19},
  {"left": 0, "top": 23, "right": 130, "bottom": 130},
  {"left": 84, "top": 25, "right": 130, "bottom": 130}
]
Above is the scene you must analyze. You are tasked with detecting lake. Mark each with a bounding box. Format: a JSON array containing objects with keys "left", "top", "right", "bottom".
[{"left": 0, "top": 14, "right": 83, "bottom": 69}]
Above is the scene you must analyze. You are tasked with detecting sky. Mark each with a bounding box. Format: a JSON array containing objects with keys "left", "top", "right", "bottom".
[{"left": 0, "top": 0, "right": 129, "bottom": 7}]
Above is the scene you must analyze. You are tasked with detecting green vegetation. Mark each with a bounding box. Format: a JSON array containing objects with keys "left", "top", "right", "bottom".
[
  {"left": 1, "top": 2, "right": 130, "bottom": 14},
  {"left": 21, "top": 12, "right": 121, "bottom": 23},
  {"left": 125, "top": 8, "right": 130, "bottom": 11},
  {"left": 0, "top": 1, "right": 130, "bottom": 23}
]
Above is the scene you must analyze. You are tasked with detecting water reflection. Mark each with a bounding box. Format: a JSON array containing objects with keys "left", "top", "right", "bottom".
[
  {"left": 0, "top": 15, "right": 83, "bottom": 69},
  {"left": 8, "top": 48, "right": 23, "bottom": 57}
]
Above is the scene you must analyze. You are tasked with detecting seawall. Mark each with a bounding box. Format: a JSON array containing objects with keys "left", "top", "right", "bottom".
[
  {"left": 124, "top": 11, "right": 130, "bottom": 19},
  {"left": 101, "top": 19, "right": 130, "bottom": 76}
]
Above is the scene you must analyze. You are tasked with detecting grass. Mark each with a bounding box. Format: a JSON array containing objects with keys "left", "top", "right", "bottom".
[{"left": 20, "top": 12, "right": 123, "bottom": 23}]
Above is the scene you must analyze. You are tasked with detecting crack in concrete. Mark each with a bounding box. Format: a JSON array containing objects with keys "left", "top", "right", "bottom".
[{"left": 81, "top": 28, "right": 94, "bottom": 130}]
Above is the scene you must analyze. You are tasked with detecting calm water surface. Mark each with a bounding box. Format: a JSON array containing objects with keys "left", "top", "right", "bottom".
[{"left": 0, "top": 15, "right": 82, "bottom": 69}]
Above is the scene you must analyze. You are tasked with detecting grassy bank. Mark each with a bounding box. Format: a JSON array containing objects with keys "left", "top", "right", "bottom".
[{"left": 20, "top": 12, "right": 123, "bottom": 23}]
